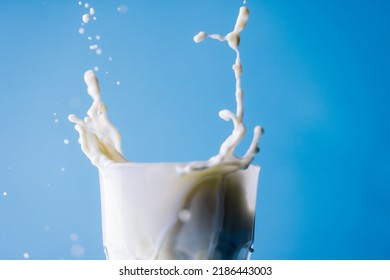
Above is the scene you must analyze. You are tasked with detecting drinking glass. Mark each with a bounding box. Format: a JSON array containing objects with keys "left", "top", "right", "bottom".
[{"left": 98, "top": 162, "right": 260, "bottom": 260}]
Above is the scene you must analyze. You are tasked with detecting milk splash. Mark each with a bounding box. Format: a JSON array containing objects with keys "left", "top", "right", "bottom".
[
  {"left": 68, "top": 70, "right": 126, "bottom": 167},
  {"left": 190, "top": 6, "right": 262, "bottom": 173},
  {"left": 69, "top": 5, "right": 263, "bottom": 174}
]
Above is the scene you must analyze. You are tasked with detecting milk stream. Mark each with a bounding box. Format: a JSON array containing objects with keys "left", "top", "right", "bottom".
[
  {"left": 190, "top": 6, "right": 262, "bottom": 173},
  {"left": 69, "top": 4, "right": 263, "bottom": 260}
]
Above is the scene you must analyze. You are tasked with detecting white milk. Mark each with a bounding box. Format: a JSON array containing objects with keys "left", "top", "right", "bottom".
[
  {"left": 99, "top": 163, "right": 259, "bottom": 259},
  {"left": 69, "top": 5, "right": 263, "bottom": 260}
]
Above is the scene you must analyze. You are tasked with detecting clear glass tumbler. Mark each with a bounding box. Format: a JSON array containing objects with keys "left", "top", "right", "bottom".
[{"left": 98, "top": 162, "right": 260, "bottom": 260}]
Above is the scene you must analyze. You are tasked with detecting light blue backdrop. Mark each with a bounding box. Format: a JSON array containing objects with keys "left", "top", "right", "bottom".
[{"left": 0, "top": 0, "right": 389, "bottom": 259}]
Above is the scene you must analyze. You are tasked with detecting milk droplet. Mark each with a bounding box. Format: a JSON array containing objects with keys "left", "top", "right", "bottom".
[
  {"left": 71, "top": 244, "right": 85, "bottom": 257},
  {"left": 3, "top": 192, "right": 7, "bottom": 196},
  {"left": 23, "top": 252, "right": 30, "bottom": 259},
  {"left": 193, "top": 31, "right": 207, "bottom": 43},
  {"left": 108, "top": 57, "right": 113, "bottom": 62},
  {"left": 54, "top": 118, "right": 59, "bottom": 123},
  {"left": 89, "top": 7, "right": 95, "bottom": 15},
  {"left": 78, "top": 27, "right": 85, "bottom": 34},
  {"left": 84, "top": 3, "right": 89, "bottom": 8},
  {"left": 87, "top": 36, "right": 92, "bottom": 40},
  {"left": 82, "top": 14, "right": 90, "bottom": 23},
  {"left": 61, "top": 167, "right": 66, "bottom": 172},
  {"left": 78, "top": 1, "right": 82, "bottom": 6},
  {"left": 116, "top": 81, "right": 121, "bottom": 86},
  {"left": 117, "top": 4, "right": 128, "bottom": 14},
  {"left": 89, "top": 44, "right": 98, "bottom": 50},
  {"left": 96, "top": 49, "right": 102, "bottom": 55},
  {"left": 64, "top": 139, "right": 70, "bottom": 145},
  {"left": 94, "top": 66, "right": 99, "bottom": 72},
  {"left": 93, "top": 16, "right": 97, "bottom": 21},
  {"left": 95, "top": 35, "right": 101, "bottom": 40},
  {"left": 70, "top": 233, "right": 79, "bottom": 241}
]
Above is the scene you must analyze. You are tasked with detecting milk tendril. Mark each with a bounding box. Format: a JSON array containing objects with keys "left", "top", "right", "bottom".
[{"left": 189, "top": 6, "right": 263, "bottom": 173}]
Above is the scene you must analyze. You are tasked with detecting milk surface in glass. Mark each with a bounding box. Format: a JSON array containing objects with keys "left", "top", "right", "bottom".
[{"left": 69, "top": 4, "right": 263, "bottom": 260}]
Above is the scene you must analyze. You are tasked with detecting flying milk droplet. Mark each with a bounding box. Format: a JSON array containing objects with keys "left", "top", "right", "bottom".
[
  {"left": 193, "top": 31, "right": 207, "bottom": 43},
  {"left": 70, "top": 233, "right": 79, "bottom": 241},
  {"left": 71, "top": 244, "right": 85, "bottom": 257},
  {"left": 117, "top": 4, "right": 128, "bottom": 14},
  {"left": 82, "top": 14, "right": 90, "bottom": 23}
]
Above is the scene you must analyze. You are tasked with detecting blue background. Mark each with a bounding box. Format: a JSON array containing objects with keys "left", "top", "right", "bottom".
[{"left": 0, "top": 0, "right": 389, "bottom": 259}]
